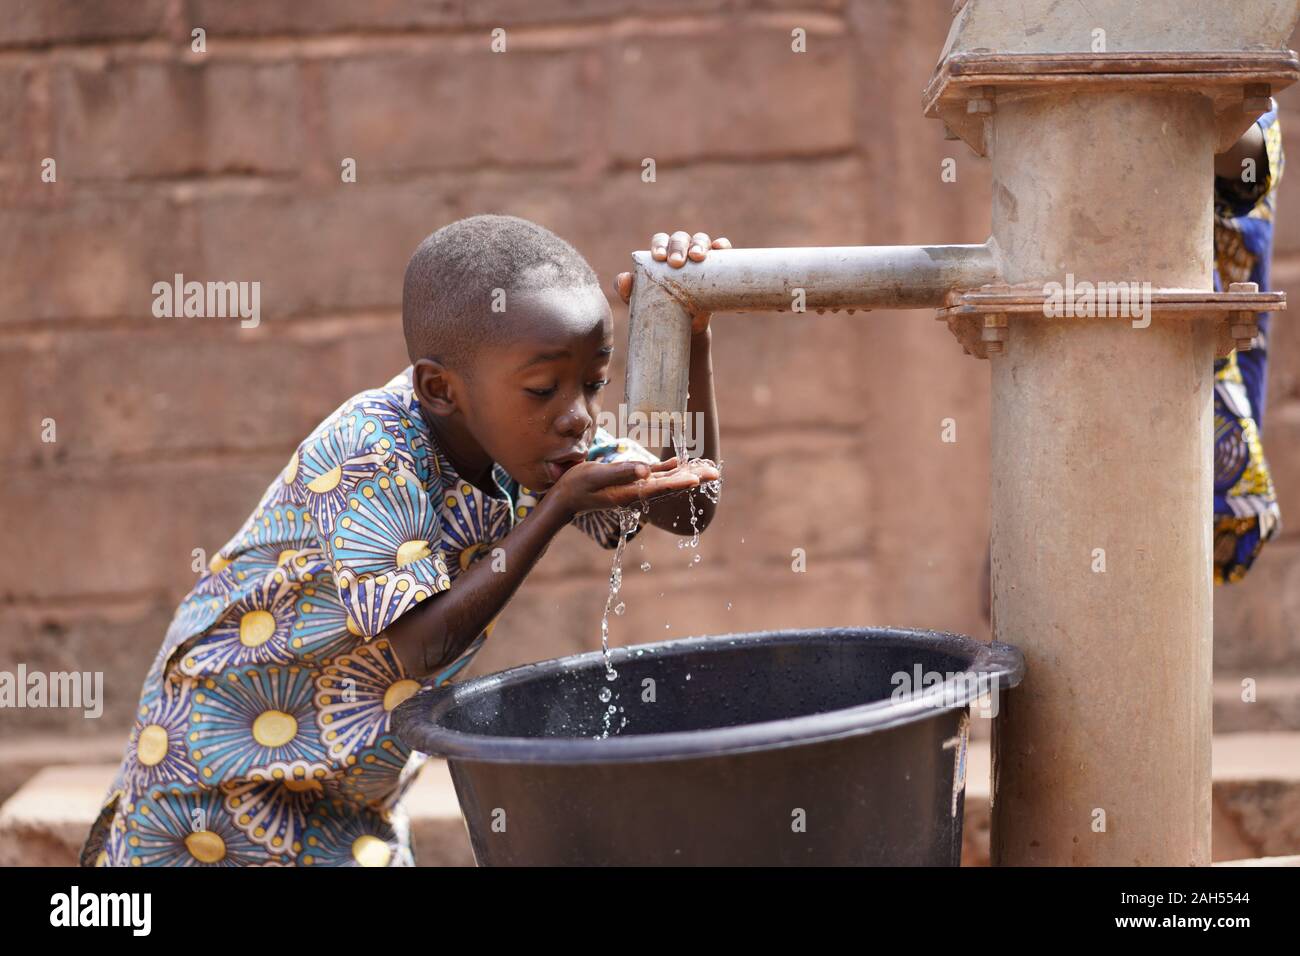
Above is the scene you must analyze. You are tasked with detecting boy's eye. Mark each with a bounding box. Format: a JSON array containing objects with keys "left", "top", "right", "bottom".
[{"left": 526, "top": 380, "right": 607, "bottom": 398}]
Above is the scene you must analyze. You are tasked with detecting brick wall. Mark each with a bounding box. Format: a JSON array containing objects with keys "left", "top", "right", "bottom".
[{"left": 1, "top": 1, "right": 1296, "bottom": 737}]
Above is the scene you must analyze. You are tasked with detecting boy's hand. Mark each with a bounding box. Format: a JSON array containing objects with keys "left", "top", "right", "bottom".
[
  {"left": 616, "top": 231, "right": 732, "bottom": 335},
  {"left": 549, "top": 456, "right": 720, "bottom": 517}
]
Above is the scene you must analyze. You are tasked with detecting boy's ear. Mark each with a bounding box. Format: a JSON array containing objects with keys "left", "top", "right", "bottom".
[{"left": 412, "top": 358, "right": 458, "bottom": 417}]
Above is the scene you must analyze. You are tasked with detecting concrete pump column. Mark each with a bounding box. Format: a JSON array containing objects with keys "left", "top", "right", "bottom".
[
  {"left": 991, "top": 89, "right": 1215, "bottom": 284},
  {"left": 988, "top": 89, "right": 1216, "bottom": 865}
]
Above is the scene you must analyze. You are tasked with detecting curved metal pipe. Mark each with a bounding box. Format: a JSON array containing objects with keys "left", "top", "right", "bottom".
[{"left": 624, "top": 241, "right": 1001, "bottom": 419}]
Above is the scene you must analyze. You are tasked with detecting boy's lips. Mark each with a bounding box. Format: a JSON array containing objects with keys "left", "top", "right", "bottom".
[{"left": 543, "top": 451, "right": 585, "bottom": 484}]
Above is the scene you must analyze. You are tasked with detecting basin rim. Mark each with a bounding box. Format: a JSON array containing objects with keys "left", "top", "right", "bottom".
[{"left": 392, "top": 626, "right": 1025, "bottom": 765}]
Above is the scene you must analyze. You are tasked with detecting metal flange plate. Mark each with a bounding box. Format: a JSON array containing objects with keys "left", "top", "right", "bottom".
[
  {"left": 924, "top": 51, "right": 1300, "bottom": 155},
  {"left": 936, "top": 283, "right": 1286, "bottom": 359}
]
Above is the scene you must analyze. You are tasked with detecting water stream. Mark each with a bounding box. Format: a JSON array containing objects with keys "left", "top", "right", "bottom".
[{"left": 594, "top": 441, "right": 724, "bottom": 740}]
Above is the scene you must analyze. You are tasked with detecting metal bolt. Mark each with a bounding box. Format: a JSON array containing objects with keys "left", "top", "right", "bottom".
[
  {"left": 1228, "top": 284, "right": 1260, "bottom": 350},
  {"left": 982, "top": 312, "right": 1008, "bottom": 355},
  {"left": 967, "top": 87, "right": 995, "bottom": 115},
  {"left": 1230, "top": 312, "right": 1257, "bottom": 352},
  {"left": 1243, "top": 83, "right": 1272, "bottom": 114}
]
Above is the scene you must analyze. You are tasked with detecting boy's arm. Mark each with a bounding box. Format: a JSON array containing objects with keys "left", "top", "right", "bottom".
[
  {"left": 386, "top": 458, "right": 712, "bottom": 678},
  {"left": 643, "top": 324, "right": 721, "bottom": 536},
  {"left": 386, "top": 487, "right": 574, "bottom": 679}
]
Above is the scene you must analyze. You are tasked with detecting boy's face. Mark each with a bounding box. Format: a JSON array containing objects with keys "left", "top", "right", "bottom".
[{"left": 419, "top": 281, "right": 616, "bottom": 494}]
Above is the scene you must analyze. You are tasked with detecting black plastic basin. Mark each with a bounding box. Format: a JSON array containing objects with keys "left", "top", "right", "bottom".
[{"left": 393, "top": 627, "right": 1024, "bottom": 866}]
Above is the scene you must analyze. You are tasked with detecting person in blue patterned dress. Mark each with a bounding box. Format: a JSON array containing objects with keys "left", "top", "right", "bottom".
[
  {"left": 1212, "top": 106, "right": 1284, "bottom": 583},
  {"left": 980, "top": 108, "right": 1286, "bottom": 619},
  {"left": 79, "top": 216, "right": 725, "bottom": 866}
]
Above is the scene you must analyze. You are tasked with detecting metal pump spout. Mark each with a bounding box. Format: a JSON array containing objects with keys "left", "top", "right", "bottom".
[{"left": 624, "top": 241, "right": 1001, "bottom": 421}]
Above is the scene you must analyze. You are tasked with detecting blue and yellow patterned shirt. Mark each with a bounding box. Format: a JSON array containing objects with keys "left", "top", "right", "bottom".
[{"left": 80, "top": 365, "right": 657, "bottom": 866}]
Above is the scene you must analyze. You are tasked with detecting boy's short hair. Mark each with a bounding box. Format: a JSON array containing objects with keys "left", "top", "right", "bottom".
[{"left": 402, "top": 214, "right": 601, "bottom": 374}]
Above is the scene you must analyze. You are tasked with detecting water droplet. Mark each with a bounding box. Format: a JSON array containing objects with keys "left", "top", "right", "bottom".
[
  {"left": 692, "top": 554, "right": 701, "bottom": 564},
  {"left": 614, "top": 601, "right": 625, "bottom": 615},
  {"left": 598, "top": 687, "right": 612, "bottom": 703},
  {"left": 640, "top": 561, "right": 651, "bottom": 572}
]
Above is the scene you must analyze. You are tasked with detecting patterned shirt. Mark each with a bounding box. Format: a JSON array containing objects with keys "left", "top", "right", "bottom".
[
  {"left": 1213, "top": 107, "right": 1284, "bottom": 584},
  {"left": 80, "top": 366, "right": 657, "bottom": 866}
]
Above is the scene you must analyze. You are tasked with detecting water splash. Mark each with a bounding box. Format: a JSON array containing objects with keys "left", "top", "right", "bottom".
[
  {"left": 599, "top": 506, "right": 641, "bottom": 680},
  {"left": 593, "top": 437, "right": 724, "bottom": 740},
  {"left": 671, "top": 432, "right": 724, "bottom": 556},
  {"left": 594, "top": 508, "right": 641, "bottom": 740}
]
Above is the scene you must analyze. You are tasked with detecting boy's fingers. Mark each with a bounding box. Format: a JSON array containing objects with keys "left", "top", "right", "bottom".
[
  {"left": 679, "top": 465, "right": 720, "bottom": 484},
  {"left": 605, "top": 478, "right": 695, "bottom": 507},
  {"left": 579, "top": 460, "right": 650, "bottom": 493},
  {"left": 639, "top": 473, "right": 702, "bottom": 499},
  {"left": 674, "top": 458, "right": 720, "bottom": 480},
  {"left": 644, "top": 468, "right": 703, "bottom": 489},
  {"left": 604, "top": 468, "right": 711, "bottom": 507},
  {"left": 615, "top": 271, "right": 633, "bottom": 303},
  {"left": 583, "top": 456, "right": 717, "bottom": 506},
  {"left": 666, "top": 230, "right": 691, "bottom": 267},
  {"left": 647, "top": 232, "right": 728, "bottom": 264}
]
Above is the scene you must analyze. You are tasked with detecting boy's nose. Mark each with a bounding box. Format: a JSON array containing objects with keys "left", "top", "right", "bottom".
[{"left": 555, "top": 403, "right": 593, "bottom": 438}]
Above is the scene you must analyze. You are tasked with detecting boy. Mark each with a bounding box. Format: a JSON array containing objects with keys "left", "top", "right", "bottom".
[{"left": 79, "top": 216, "right": 725, "bottom": 866}]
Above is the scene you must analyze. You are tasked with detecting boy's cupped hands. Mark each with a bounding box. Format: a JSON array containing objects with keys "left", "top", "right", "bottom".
[{"left": 550, "top": 456, "right": 720, "bottom": 516}]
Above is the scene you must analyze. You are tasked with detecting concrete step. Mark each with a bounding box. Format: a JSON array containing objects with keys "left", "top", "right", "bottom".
[
  {"left": 0, "top": 764, "right": 118, "bottom": 867},
  {"left": 961, "top": 731, "right": 1300, "bottom": 865},
  {"left": 0, "top": 734, "right": 128, "bottom": 806},
  {"left": 1215, "top": 854, "right": 1300, "bottom": 866},
  {"left": 3, "top": 732, "right": 1298, "bottom": 866}
]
